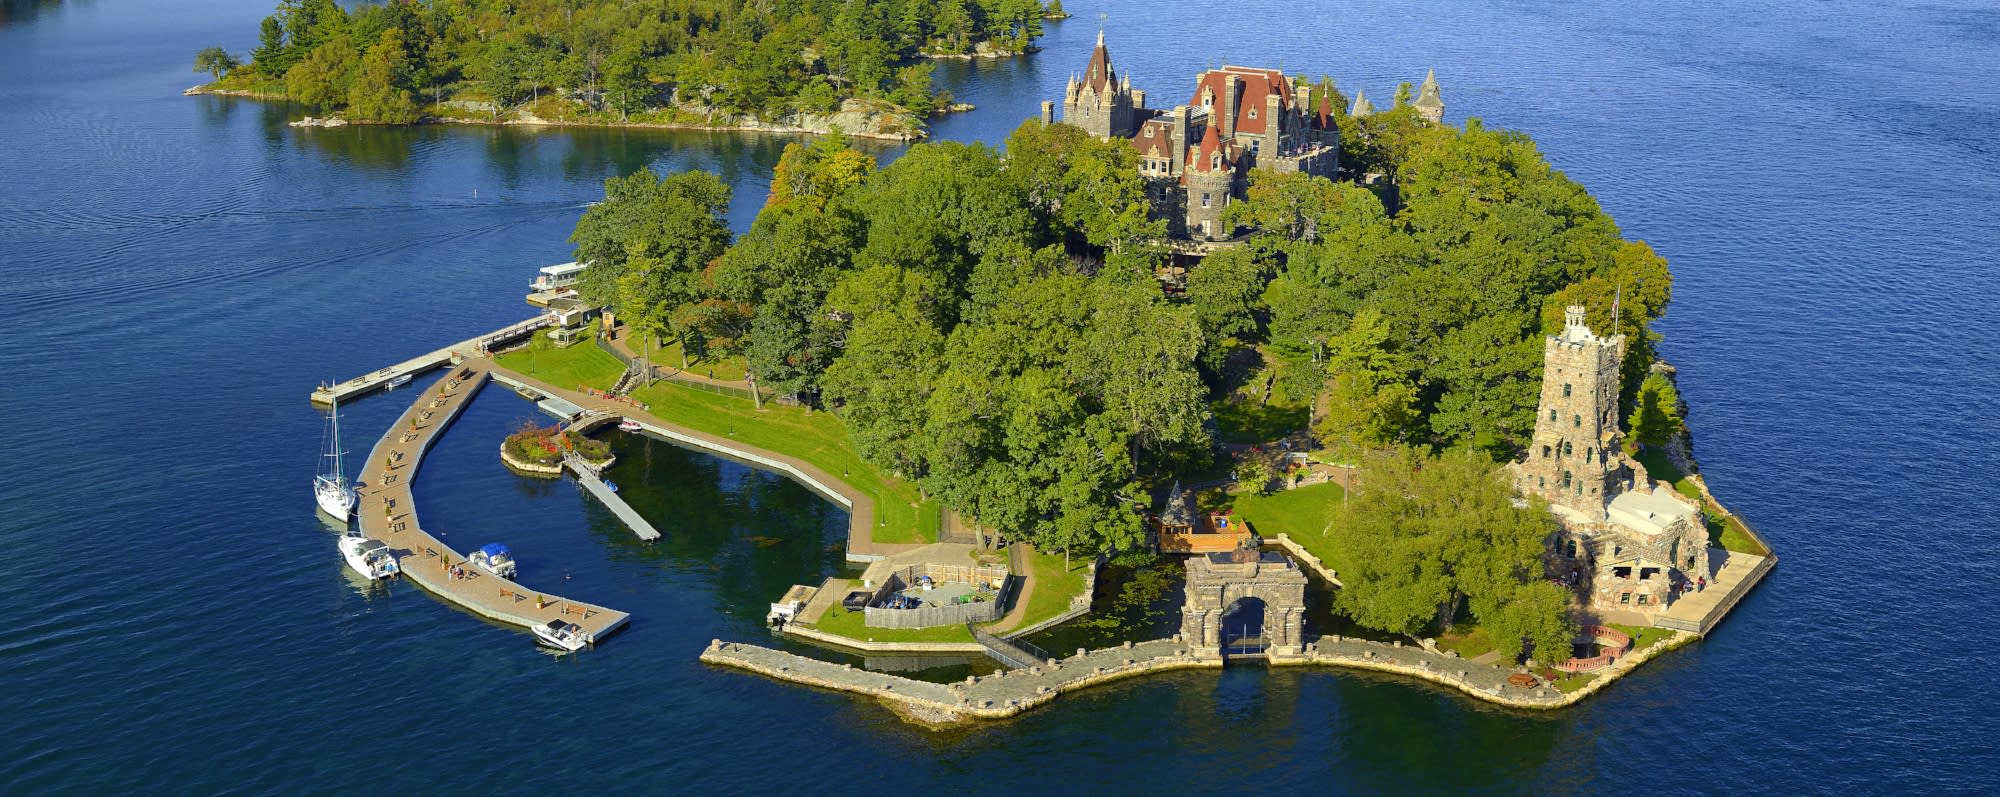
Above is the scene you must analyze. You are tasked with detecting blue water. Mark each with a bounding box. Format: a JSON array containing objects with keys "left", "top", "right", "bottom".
[{"left": 3, "top": 0, "right": 1996, "bottom": 791}]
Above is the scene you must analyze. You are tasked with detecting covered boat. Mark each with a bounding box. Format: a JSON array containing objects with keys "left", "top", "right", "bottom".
[
  {"left": 533, "top": 619, "right": 588, "bottom": 652},
  {"left": 338, "top": 532, "right": 400, "bottom": 580},
  {"left": 618, "top": 419, "right": 642, "bottom": 432},
  {"left": 470, "top": 543, "right": 517, "bottom": 580}
]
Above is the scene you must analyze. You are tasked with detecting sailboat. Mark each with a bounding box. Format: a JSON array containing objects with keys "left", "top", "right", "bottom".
[{"left": 315, "top": 396, "right": 358, "bottom": 522}]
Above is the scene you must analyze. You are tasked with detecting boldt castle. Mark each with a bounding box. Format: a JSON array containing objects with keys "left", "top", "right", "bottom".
[{"left": 1041, "top": 31, "right": 1443, "bottom": 243}]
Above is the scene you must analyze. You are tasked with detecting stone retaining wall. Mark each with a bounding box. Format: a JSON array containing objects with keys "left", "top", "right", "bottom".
[
  {"left": 1271, "top": 534, "right": 1343, "bottom": 587},
  {"left": 705, "top": 625, "right": 1703, "bottom": 726}
]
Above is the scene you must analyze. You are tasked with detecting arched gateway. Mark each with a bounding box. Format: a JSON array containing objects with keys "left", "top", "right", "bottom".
[{"left": 1181, "top": 549, "right": 1309, "bottom": 659}]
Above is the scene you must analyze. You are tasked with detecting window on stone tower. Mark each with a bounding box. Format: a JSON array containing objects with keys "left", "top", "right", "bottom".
[
  {"left": 1565, "top": 539, "right": 1577, "bottom": 558},
  {"left": 1585, "top": 447, "right": 1593, "bottom": 461},
  {"left": 1620, "top": 592, "right": 1631, "bottom": 605},
  {"left": 1562, "top": 471, "right": 1572, "bottom": 489},
  {"left": 1201, "top": 192, "right": 1211, "bottom": 208},
  {"left": 1574, "top": 414, "right": 1582, "bottom": 427},
  {"left": 1550, "top": 409, "right": 1558, "bottom": 422},
  {"left": 1541, "top": 445, "right": 1551, "bottom": 458},
  {"left": 1563, "top": 383, "right": 1571, "bottom": 397},
  {"left": 1563, "top": 441, "right": 1573, "bottom": 457}
]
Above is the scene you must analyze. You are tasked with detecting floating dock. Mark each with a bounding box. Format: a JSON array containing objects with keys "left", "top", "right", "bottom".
[
  {"left": 310, "top": 316, "right": 550, "bottom": 406},
  {"left": 352, "top": 358, "right": 630, "bottom": 643},
  {"left": 564, "top": 452, "right": 661, "bottom": 541}
]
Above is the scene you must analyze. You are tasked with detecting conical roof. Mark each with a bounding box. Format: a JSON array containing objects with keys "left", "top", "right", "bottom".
[
  {"left": 1350, "top": 87, "right": 1374, "bottom": 117},
  {"left": 1414, "top": 69, "right": 1443, "bottom": 111}
]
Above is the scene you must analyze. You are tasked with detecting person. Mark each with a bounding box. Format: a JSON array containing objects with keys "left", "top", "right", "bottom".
[{"left": 1697, "top": 576, "right": 1706, "bottom": 593}]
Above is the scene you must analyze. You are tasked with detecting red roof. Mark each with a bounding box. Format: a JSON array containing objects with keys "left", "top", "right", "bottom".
[
  {"left": 1188, "top": 66, "right": 1295, "bottom": 136},
  {"left": 1189, "top": 122, "right": 1234, "bottom": 173},
  {"left": 1130, "top": 120, "right": 1174, "bottom": 158},
  {"left": 1082, "top": 32, "right": 1113, "bottom": 93}
]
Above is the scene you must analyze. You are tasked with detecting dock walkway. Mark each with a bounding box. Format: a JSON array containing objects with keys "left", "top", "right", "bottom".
[
  {"left": 353, "top": 358, "right": 630, "bottom": 643},
  {"left": 564, "top": 452, "right": 661, "bottom": 541},
  {"left": 311, "top": 316, "right": 549, "bottom": 406}
]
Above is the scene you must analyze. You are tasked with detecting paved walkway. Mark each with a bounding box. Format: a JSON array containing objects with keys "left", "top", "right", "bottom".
[{"left": 352, "top": 359, "right": 629, "bottom": 642}]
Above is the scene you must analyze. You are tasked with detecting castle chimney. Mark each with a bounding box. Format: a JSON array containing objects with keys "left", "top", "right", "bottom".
[
  {"left": 1041, "top": 100, "right": 1054, "bottom": 125},
  {"left": 1221, "top": 75, "right": 1241, "bottom": 139}
]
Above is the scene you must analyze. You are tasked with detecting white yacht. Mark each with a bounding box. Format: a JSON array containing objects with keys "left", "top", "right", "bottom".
[
  {"left": 533, "top": 619, "right": 588, "bottom": 652},
  {"left": 339, "top": 532, "right": 400, "bottom": 581},
  {"left": 315, "top": 396, "right": 358, "bottom": 522},
  {"left": 470, "top": 543, "right": 518, "bottom": 580},
  {"left": 618, "top": 419, "right": 642, "bottom": 432}
]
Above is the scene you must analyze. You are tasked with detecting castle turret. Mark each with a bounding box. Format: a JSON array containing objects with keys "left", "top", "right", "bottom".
[
  {"left": 1515, "top": 305, "right": 1628, "bottom": 519},
  {"left": 1184, "top": 122, "right": 1237, "bottom": 241},
  {"left": 1061, "top": 30, "right": 1139, "bottom": 139},
  {"left": 1413, "top": 69, "right": 1444, "bottom": 124},
  {"left": 1350, "top": 87, "right": 1373, "bottom": 117}
]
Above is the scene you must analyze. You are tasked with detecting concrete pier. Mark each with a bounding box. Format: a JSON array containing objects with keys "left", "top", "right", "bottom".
[
  {"left": 310, "top": 316, "right": 549, "bottom": 406},
  {"left": 352, "top": 358, "right": 629, "bottom": 643}
]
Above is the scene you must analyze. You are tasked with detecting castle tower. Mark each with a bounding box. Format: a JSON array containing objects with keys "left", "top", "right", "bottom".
[
  {"left": 1516, "top": 305, "right": 1628, "bottom": 519},
  {"left": 1061, "top": 30, "right": 1138, "bottom": 140},
  {"left": 1349, "top": 87, "right": 1373, "bottom": 118},
  {"left": 1413, "top": 69, "right": 1444, "bottom": 124},
  {"left": 1183, "top": 122, "right": 1236, "bottom": 241}
]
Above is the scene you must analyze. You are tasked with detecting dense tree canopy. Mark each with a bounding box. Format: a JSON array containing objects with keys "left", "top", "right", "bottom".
[
  {"left": 1328, "top": 448, "right": 1573, "bottom": 662},
  {"left": 212, "top": 0, "right": 1056, "bottom": 125}
]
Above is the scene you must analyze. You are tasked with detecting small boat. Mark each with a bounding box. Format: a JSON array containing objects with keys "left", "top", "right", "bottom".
[
  {"left": 618, "top": 419, "right": 642, "bottom": 432},
  {"left": 470, "top": 543, "right": 518, "bottom": 580},
  {"left": 338, "top": 531, "right": 400, "bottom": 580},
  {"left": 315, "top": 396, "right": 358, "bottom": 523},
  {"left": 533, "top": 619, "right": 589, "bottom": 652},
  {"left": 604, "top": 480, "right": 618, "bottom": 493},
  {"left": 385, "top": 373, "right": 412, "bottom": 390}
]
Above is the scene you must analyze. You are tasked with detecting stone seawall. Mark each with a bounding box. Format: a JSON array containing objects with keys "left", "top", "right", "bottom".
[{"left": 703, "top": 627, "right": 1703, "bottom": 726}]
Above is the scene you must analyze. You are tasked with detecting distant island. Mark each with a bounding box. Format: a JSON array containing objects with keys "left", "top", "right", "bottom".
[{"left": 188, "top": 0, "right": 1064, "bottom": 139}]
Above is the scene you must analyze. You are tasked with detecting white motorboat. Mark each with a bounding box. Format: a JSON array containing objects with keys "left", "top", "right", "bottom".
[
  {"left": 315, "top": 396, "right": 357, "bottom": 522},
  {"left": 339, "top": 532, "right": 400, "bottom": 580},
  {"left": 385, "top": 373, "right": 412, "bottom": 390},
  {"left": 618, "top": 419, "right": 642, "bottom": 432},
  {"left": 470, "top": 543, "right": 518, "bottom": 580},
  {"left": 532, "top": 619, "right": 589, "bottom": 652}
]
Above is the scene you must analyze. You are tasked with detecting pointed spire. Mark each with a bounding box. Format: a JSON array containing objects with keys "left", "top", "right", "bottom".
[
  {"left": 1350, "top": 87, "right": 1373, "bottom": 117},
  {"left": 1414, "top": 69, "right": 1444, "bottom": 122}
]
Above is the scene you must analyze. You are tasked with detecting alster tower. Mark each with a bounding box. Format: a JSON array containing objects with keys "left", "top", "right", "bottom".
[{"left": 1516, "top": 305, "right": 1629, "bottom": 519}]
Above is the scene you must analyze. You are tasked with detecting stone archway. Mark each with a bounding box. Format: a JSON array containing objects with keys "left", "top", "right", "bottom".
[
  {"left": 1220, "top": 596, "right": 1267, "bottom": 654},
  {"left": 1181, "top": 549, "right": 1308, "bottom": 659}
]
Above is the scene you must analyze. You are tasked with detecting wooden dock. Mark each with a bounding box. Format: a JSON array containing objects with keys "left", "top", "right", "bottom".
[
  {"left": 352, "top": 357, "right": 630, "bottom": 644},
  {"left": 564, "top": 452, "right": 661, "bottom": 541},
  {"left": 310, "top": 316, "right": 550, "bottom": 406}
]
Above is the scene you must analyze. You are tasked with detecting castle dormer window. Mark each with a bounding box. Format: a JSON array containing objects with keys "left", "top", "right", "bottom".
[
  {"left": 1211, "top": 154, "right": 1221, "bottom": 169},
  {"left": 1249, "top": 108, "right": 1258, "bottom": 119},
  {"left": 1144, "top": 126, "right": 1155, "bottom": 137}
]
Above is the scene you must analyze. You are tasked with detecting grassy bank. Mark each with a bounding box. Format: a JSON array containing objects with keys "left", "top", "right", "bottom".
[
  {"left": 1015, "top": 547, "right": 1090, "bottom": 630},
  {"left": 495, "top": 329, "right": 626, "bottom": 392},
  {"left": 1633, "top": 449, "right": 1768, "bottom": 556},
  {"left": 628, "top": 381, "right": 941, "bottom": 545},
  {"left": 806, "top": 603, "right": 976, "bottom": 644},
  {"left": 1227, "top": 481, "right": 1354, "bottom": 574}
]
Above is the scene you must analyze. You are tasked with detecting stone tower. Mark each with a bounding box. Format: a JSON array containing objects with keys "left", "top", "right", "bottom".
[
  {"left": 1349, "top": 87, "right": 1373, "bottom": 118},
  {"left": 1183, "top": 122, "right": 1238, "bottom": 241},
  {"left": 1413, "top": 69, "right": 1444, "bottom": 124},
  {"left": 1516, "top": 306, "right": 1628, "bottom": 518},
  {"left": 1062, "top": 30, "right": 1137, "bottom": 140}
]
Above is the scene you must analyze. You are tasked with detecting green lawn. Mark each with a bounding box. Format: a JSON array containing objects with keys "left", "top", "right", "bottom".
[
  {"left": 1551, "top": 671, "right": 1598, "bottom": 693},
  {"left": 1609, "top": 623, "right": 1676, "bottom": 651},
  {"left": 633, "top": 337, "right": 749, "bottom": 383},
  {"left": 494, "top": 329, "right": 626, "bottom": 392},
  {"left": 1633, "top": 449, "right": 1769, "bottom": 556},
  {"left": 806, "top": 604, "right": 976, "bottom": 644},
  {"left": 1226, "top": 481, "right": 1353, "bottom": 575},
  {"left": 628, "top": 381, "right": 941, "bottom": 544},
  {"left": 1211, "top": 398, "right": 1310, "bottom": 445},
  {"left": 1014, "top": 546, "right": 1091, "bottom": 630},
  {"left": 1436, "top": 625, "right": 1499, "bottom": 660}
]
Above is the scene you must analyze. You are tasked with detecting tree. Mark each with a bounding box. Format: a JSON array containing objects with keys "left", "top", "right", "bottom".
[
  {"left": 346, "top": 33, "right": 418, "bottom": 123},
  {"left": 1626, "top": 372, "right": 1683, "bottom": 450},
  {"left": 283, "top": 35, "right": 358, "bottom": 111},
  {"left": 1312, "top": 308, "right": 1416, "bottom": 462},
  {"left": 194, "top": 47, "right": 240, "bottom": 81},
  {"left": 1328, "top": 447, "right": 1569, "bottom": 655}
]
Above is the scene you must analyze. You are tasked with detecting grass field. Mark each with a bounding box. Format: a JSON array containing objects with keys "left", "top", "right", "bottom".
[
  {"left": 494, "top": 329, "right": 626, "bottom": 392},
  {"left": 806, "top": 604, "right": 976, "bottom": 644},
  {"left": 633, "top": 337, "right": 749, "bottom": 383},
  {"left": 1435, "top": 625, "right": 1499, "bottom": 660},
  {"left": 1211, "top": 398, "right": 1310, "bottom": 444},
  {"left": 1225, "top": 481, "right": 1353, "bottom": 575},
  {"left": 1633, "top": 449, "right": 1769, "bottom": 556},
  {"left": 1609, "top": 623, "right": 1677, "bottom": 651},
  {"left": 627, "top": 381, "right": 941, "bottom": 544},
  {"left": 1014, "top": 546, "right": 1091, "bottom": 630}
]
